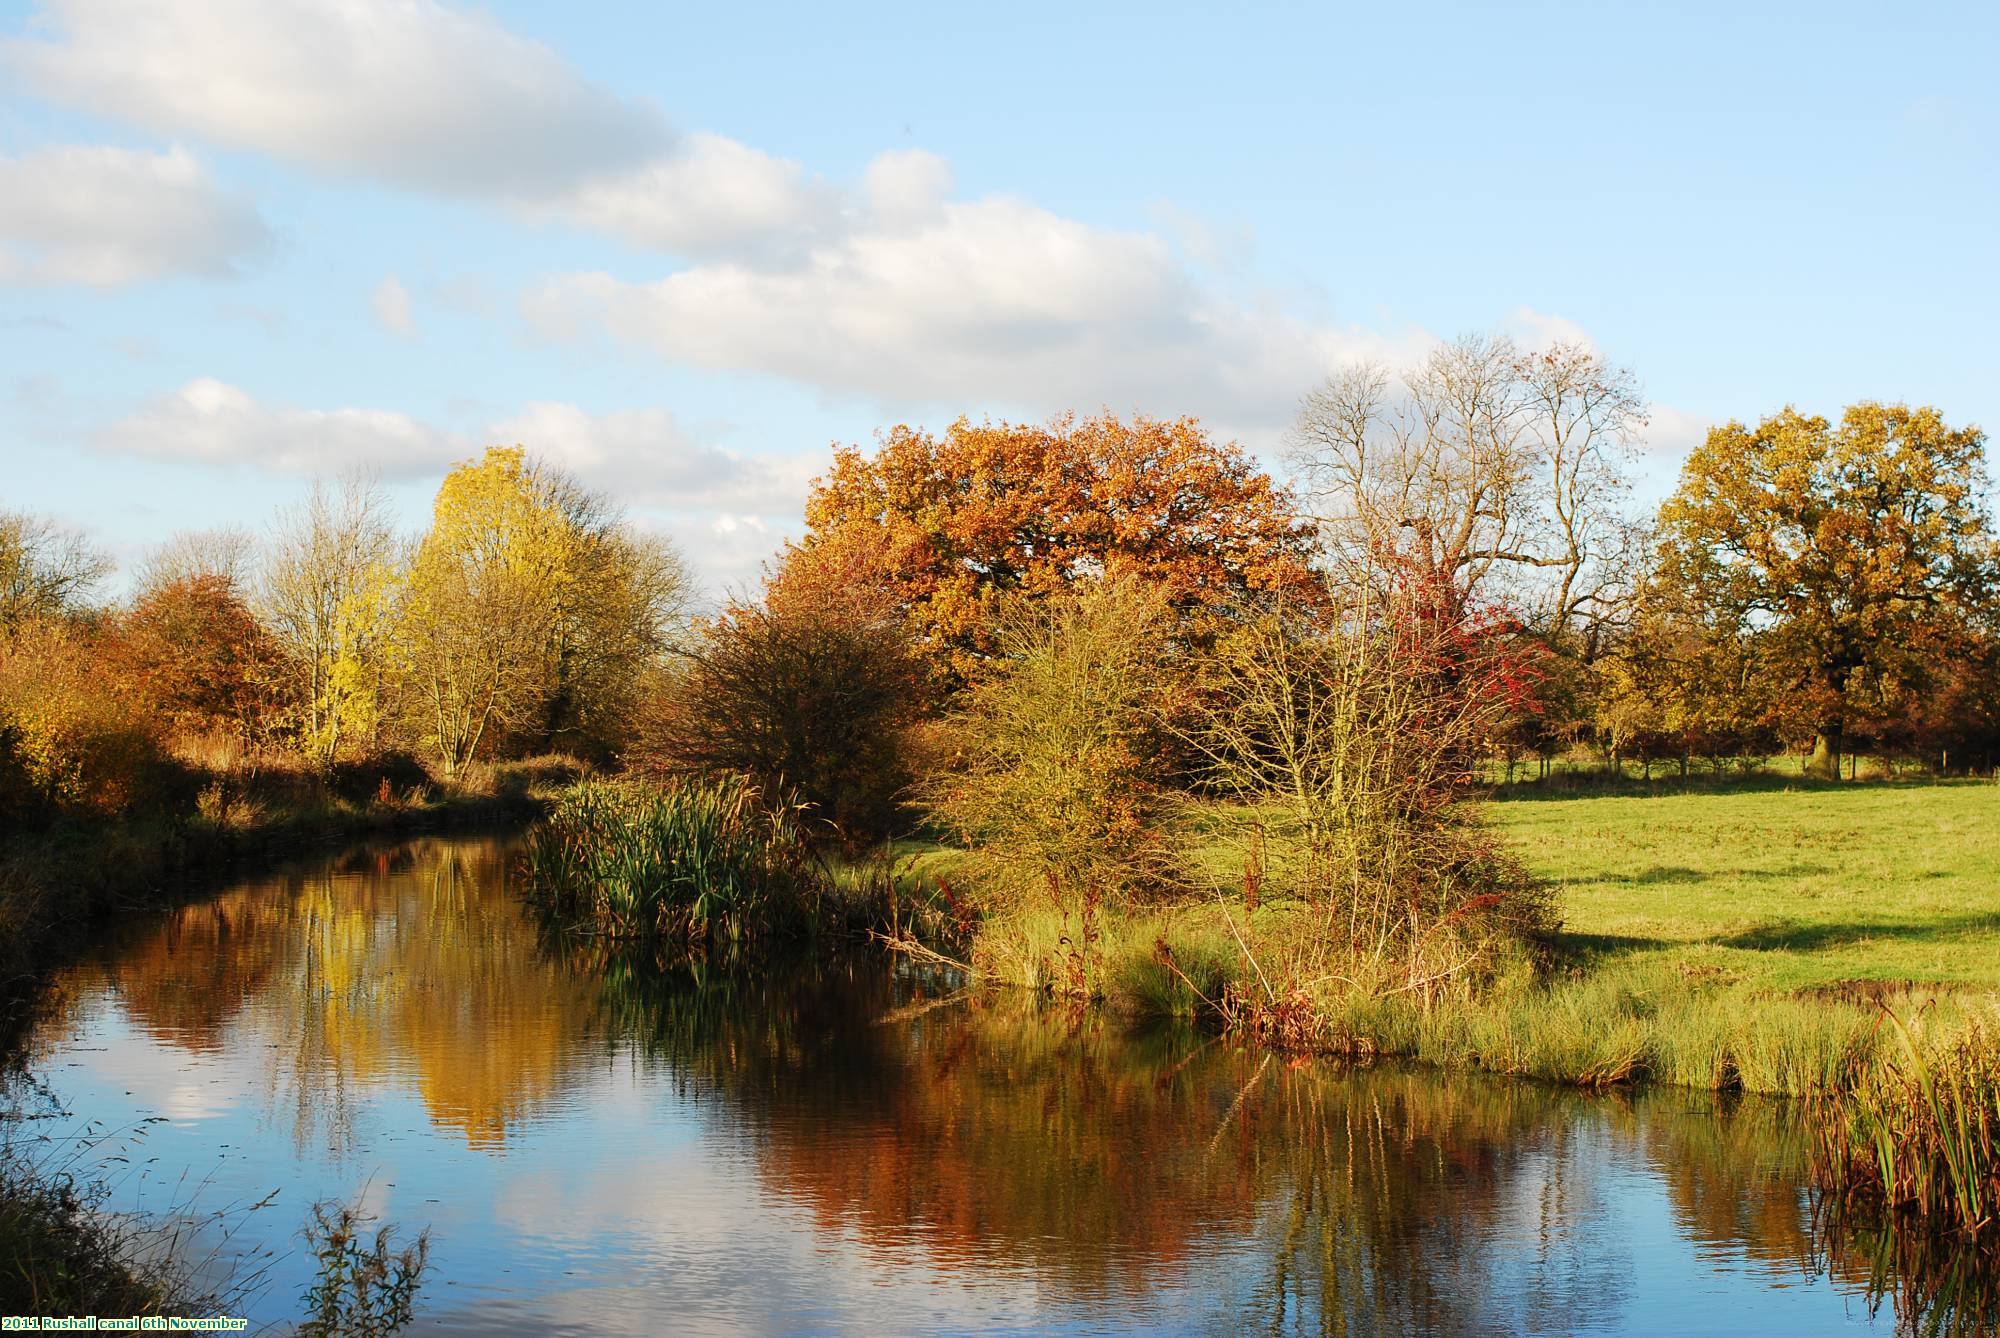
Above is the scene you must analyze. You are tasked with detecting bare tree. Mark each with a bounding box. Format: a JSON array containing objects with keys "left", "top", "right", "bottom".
[
  {"left": 0, "top": 508, "right": 111, "bottom": 628},
  {"left": 136, "top": 526, "right": 260, "bottom": 598},
  {"left": 262, "top": 475, "right": 399, "bottom": 767},
  {"left": 1287, "top": 335, "right": 1644, "bottom": 641}
]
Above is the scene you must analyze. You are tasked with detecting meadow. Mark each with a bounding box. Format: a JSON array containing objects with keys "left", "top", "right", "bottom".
[
  {"left": 1488, "top": 777, "right": 2000, "bottom": 991},
  {"left": 902, "top": 773, "right": 2000, "bottom": 1109}
]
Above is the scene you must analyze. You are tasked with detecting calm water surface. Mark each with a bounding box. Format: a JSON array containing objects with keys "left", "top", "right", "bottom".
[{"left": 14, "top": 835, "right": 1924, "bottom": 1334}]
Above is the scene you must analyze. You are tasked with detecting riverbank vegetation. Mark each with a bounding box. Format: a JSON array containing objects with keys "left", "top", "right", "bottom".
[
  {"left": 7, "top": 331, "right": 2000, "bottom": 1272},
  {"left": 1, "top": 447, "right": 681, "bottom": 1010},
  {"left": 523, "top": 777, "right": 826, "bottom": 947}
]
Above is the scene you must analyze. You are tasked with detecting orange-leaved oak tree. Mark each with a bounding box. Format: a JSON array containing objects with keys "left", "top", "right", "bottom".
[
  {"left": 1655, "top": 402, "right": 1995, "bottom": 778},
  {"left": 795, "top": 413, "right": 1321, "bottom": 687}
]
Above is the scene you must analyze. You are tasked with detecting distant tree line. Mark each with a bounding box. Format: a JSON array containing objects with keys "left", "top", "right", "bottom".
[
  {"left": 0, "top": 446, "right": 683, "bottom": 825},
  {"left": 4, "top": 341, "right": 1992, "bottom": 848}
]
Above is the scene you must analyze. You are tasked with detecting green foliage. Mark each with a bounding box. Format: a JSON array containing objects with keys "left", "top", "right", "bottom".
[
  {"left": 297, "top": 1200, "right": 430, "bottom": 1338},
  {"left": 917, "top": 577, "right": 1181, "bottom": 920},
  {"left": 523, "top": 777, "right": 824, "bottom": 947}
]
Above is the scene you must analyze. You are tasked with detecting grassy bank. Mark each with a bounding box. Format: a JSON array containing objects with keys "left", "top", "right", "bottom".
[{"left": 924, "top": 777, "right": 2000, "bottom": 1099}]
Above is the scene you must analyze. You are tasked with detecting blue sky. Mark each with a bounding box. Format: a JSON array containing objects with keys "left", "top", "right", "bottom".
[{"left": 2, "top": 0, "right": 1994, "bottom": 593}]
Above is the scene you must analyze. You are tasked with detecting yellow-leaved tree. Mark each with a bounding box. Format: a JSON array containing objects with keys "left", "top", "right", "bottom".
[
  {"left": 263, "top": 476, "right": 400, "bottom": 769},
  {"left": 397, "top": 447, "right": 684, "bottom": 777}
]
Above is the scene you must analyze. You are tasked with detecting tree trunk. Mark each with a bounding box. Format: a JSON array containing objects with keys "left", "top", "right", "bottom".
[
  {"left": 1804, "top": 662, "right": 1850, "bottom": 780},
  {"left": 1804, "top": 723, "right": 1842, "bottom": 780}
]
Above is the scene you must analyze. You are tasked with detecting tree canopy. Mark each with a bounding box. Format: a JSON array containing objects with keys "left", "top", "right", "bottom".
[
  {"left": 1655, "top": 402, "right": 1995, "bottom": 776},
  {"left": 798, "top": 413, "right": 1320, "bottom": 686}
]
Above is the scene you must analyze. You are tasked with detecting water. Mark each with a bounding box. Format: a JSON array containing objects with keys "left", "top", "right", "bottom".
[{"left": 10, "top": 834, "right": 1933, "bottom": 1334}]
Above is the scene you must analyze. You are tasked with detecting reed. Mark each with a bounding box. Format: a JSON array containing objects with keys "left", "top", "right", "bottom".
[
  {"left": 1811, "top": 1010, "right": 2000, "bottom": 1236},
  {"left": 521, "top": 777, "right": 824, "bottom": 946}
]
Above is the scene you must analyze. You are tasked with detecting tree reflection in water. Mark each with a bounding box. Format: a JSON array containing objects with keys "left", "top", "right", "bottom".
[{"left": 44, "top": 834, "right": 1998, "bottom": 1336}]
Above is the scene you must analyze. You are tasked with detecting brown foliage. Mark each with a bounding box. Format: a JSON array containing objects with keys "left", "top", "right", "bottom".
[
  {"left": 117, "top": 573, "right": 283, "bottom": 744},
  {"left": 640, "top": 529, "right": 919, "bottom": 843},
  {"left": 799, "top": 412, "right": 1320, "bottom": 687}
]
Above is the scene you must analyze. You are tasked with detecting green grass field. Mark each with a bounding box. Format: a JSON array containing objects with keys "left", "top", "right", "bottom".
[
  {"left": 874, "top": 775, "right": 2000, "bottom": 1093},
  {"left": 1486, "top": 779, "right": 2000, "bottom": 992}
]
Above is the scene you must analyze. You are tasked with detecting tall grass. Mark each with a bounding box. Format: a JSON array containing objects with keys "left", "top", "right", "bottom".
[
  {"left": 0, "top": 1112, "right": 278, "bottom": 1318},
  {"left": 1812, "top": 1011, "right": 2000, "bottom": 1234},
  {"left": 522, "top": 777, "right": 824, "bottom": 947}
]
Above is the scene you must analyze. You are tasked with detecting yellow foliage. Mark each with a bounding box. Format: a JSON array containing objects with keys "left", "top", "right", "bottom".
[{"left": 0, "top": 619, "right": 162, "bottom": 818}]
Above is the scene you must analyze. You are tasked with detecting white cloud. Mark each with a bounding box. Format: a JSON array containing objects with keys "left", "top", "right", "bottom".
[
  {"left": 549, "top": 132, "right": 836, "bottom": 259},
  {"left": 5, "top": 0, "right": 668, "bottom": 198},
  {"left": 5, "top": 0, "right": 824, "bottom": 260},
  {"left": 96, "top": 382, "right": 824, "bottom": 518},
  {"left": 0, "top": 144, "right": 269, "bottom": 286},
  {"left": 1500, "top": 306, "right": 1597, "bottom": 353},
  {"left": 486, "top": 401, "right": 822, "bottom": 515},
  {"left": 98, "top": 378, "right": 461, "bottom": 474},
  {"left": 1640, "top": 403, "right": 1712, "bottom": 461},
  {"left": 371, "top": 275, "right": 416, "bottom": 336},
  {"left": 8, "top": 0, "right": 1577, "bottom": 438},
  {"left": 526, "top": 179, "right": 1408, "bottom": 430}
]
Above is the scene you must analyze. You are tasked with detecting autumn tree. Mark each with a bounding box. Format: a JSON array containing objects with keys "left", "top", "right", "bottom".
[
  {"left": 1656, "top": 403, "right": 1995, "bottom": 778},
  {"left": 0, "top": 508, "right": 109, "bottom": 629},
  {"left": 798, "top": 413, "right": 1319, "bottom": 687},
  {"left": 529, "top": 477, "right": 687, "bottom": 756},
  {"left": 642, "top": 525, "right": 917, "bottom": 842},
  {"left": 118, "top": 571, "right": 282, "bottom": 743},
  {"left": 397, "top": 447, "right": 683, "bottom": 778},
  {"left": 1592, "top": 576, "right": 1776, "bottom": 777},
  {"left": 1288, "top": 336, "right": 1645, "bottom": 645},
  {"left": 263, "top": 477, "right": 400, "bottom": 768}
]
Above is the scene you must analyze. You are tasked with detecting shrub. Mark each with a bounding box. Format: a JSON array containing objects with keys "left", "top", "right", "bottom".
[
  {"left": 0, "top": 618, "right": 176, "bottom": 823},
  {"left": 918, "top": 576, "right": 1181, "bottom": 919},
  {"left": 640, "top": 525, "right": 918, "bottom": 844},
  {"left": 1177, "top": 562, "right": 1556, "bottom": 996}
]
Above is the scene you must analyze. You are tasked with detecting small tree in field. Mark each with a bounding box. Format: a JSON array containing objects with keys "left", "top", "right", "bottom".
[
  {"left": 1179, "top": 562, "right": 1554, "bottom": 994},
  {"left": 918, "top": 577, "right": 1179, "bottom": 913}
]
